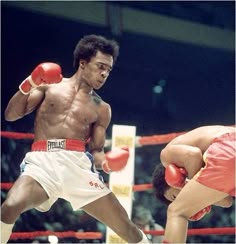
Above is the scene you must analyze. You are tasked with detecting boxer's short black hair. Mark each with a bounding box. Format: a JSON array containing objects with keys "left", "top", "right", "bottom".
[
  {"left": 152, "top": 163, "right": 172, "bottom": 205},
  {"left": 73, "top": 34, "right": 119, "bottom": 70}
]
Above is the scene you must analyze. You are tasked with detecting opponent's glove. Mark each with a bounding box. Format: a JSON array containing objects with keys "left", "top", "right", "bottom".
[
  {"left": 102, "top": 147, "right": 129, "bottom": 174},
  {"left": 19, "top": 62, "right": 63, "bottom": 95},
  {"left": 189, "top": 205, "right": 212, "bottom": 221},
  {"left": 165, "top": 163, "right": 188, "bottom": 188}
]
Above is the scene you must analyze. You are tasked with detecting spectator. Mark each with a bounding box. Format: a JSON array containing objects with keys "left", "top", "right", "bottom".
[{"left": 132, "top": 205, "right": 164, "bottom": 243}]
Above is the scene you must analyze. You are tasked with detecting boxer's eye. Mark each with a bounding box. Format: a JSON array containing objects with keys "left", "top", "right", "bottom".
[{"left": 96, "top": 62, "right": 112, "bottom": 73}]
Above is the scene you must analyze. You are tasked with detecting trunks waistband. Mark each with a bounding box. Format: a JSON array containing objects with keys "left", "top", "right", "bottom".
[
  {"left": 213, "top": 131, "right": 236, "bottom": 143},
  {"left": 31, "top": 139, "right": 85, "bottom": 152}
]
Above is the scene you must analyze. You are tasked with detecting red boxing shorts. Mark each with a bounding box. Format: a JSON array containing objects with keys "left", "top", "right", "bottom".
[{"left": 195, "top": 132, "right": 235, "bottom": 196}]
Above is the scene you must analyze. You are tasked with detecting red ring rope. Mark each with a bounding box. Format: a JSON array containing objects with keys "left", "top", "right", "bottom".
[
  {"left": 1, "top": 131, "right": 34, "bottom": 140},
  {"left": 144, "top": 227, "right": 236, "bottom": 236},
  {"left": 8, "top": 227, "right": 235, "bottom": 240},
  {"left": 2, "top": 126, "right": 235, "bottom": 146},
  {"left": 10, "top": 231, "right": 102, "bottom": 240}
]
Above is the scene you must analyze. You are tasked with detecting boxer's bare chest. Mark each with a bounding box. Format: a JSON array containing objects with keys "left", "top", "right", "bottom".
[{"left": 38, "top": 84, "right": 102, "bottom": 124}]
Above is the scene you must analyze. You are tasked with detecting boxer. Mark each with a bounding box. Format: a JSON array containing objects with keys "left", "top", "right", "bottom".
[
  {"left": 1, "top": 34, "right": 150, "bottom": 243},
  {"left": 152, "top": 125, "right": 235, "bottom": 243}
]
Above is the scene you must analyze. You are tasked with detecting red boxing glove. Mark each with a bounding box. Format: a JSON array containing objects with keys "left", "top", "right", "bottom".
[
  {"left": 102, "top": 147, "right": 129, "bottom": 174},
  {"left": 165, "top": 163, "right": 188, "bottom": 188},
  {"left": 19, "top": 62, "right": 63, "bottom": 95},
  {"left": 189, "top": 205, "right": 212, "bottom": 221}
]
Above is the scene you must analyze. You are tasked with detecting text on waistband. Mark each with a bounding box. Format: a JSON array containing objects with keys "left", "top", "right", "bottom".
[{"left": 47, "top": 139, "right": 66, "bottom": 151}]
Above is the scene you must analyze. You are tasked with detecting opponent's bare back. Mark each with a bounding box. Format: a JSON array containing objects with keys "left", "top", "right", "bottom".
[{"left": 168, "top": 125, "right": 235, "bottom": 152}]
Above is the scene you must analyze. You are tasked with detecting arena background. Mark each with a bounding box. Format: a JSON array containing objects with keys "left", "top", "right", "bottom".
[{"left": 1, "top": 1, "right": 235, "bottom": 243}]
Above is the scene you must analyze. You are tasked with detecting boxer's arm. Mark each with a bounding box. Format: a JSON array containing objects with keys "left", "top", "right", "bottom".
[
  {"left": 89, "top": 125, "right": 107, "bottom": 169},
  {"left": 161, "top": 144, "right": 204, "bottom": 179},
  {"left": 213, "top": 196, "right": 233, "bottom": 208},
  {"left": 5, "top": 63, "right": 62, "bottom": 121},
  {"left": 5, "top": 89, "right": 45, "bottom": 121},
  {"left": 88, "top": 103, "right": 111, "bottom": 169},
  {"left": 89, "top": 103, "right": 129, "bottom": 173}
]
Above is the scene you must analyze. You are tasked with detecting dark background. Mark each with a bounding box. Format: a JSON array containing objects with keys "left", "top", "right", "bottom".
[
  {"left": 1, "top": 2, "right": 235, "bottom": 135},
  {"left": 1, "top": 1, "right": 235, "bottom": 243}
]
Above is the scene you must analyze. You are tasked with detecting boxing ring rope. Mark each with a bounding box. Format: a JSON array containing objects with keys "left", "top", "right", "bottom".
[
  {"left": 10, "top": 231, "right": 103, "bottom": 240},
  {"left": 6, "top": 227, "right": 236, "bottom": 240},
  {"left": 1, "top": 131, "right": 35, "bottom": 140},
  {"left": 1, "top": 128, "right": 235, "bottom": 241},
  {"left": 144, "top": 227, "right": 236, "bottom": 236},
  {"left": 1, "top": 126, "right": 235, "bottom": 146},
  {"left": 1, "top": 130, "right": 186, "bottom": 146}
]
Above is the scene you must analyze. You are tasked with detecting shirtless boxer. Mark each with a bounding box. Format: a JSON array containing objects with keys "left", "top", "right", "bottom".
[
  {"left": 152, "top": 125, "right": 235, "bottom": 243},
  {"left": 1, "top": 34, "right": 149, "bottom": 243}
]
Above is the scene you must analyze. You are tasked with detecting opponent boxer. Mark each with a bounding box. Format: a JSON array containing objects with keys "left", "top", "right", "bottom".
[
  {"left": 152, "top": 125, "right": 235, "bottom": 243},
  {"left": 1, "top": 34, "right": 150, "bottom": 243}
]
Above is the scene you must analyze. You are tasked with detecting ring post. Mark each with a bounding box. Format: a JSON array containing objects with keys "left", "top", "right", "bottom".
[{"left": 106, "top": 124, "right": 136, "bottom": 243}]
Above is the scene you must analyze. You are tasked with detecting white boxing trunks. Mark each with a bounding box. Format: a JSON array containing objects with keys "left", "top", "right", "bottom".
[{"left": 20, "top": 139, "right": 111, "bottom": 212}]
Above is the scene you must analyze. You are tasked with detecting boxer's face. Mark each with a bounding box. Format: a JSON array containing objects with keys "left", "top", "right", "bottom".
[
  {"left": 81, "top": 51, "right": 113, "bottom": 90},
  {"left": 164, "top": 187, "right": 181, "bottom": 202}
]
